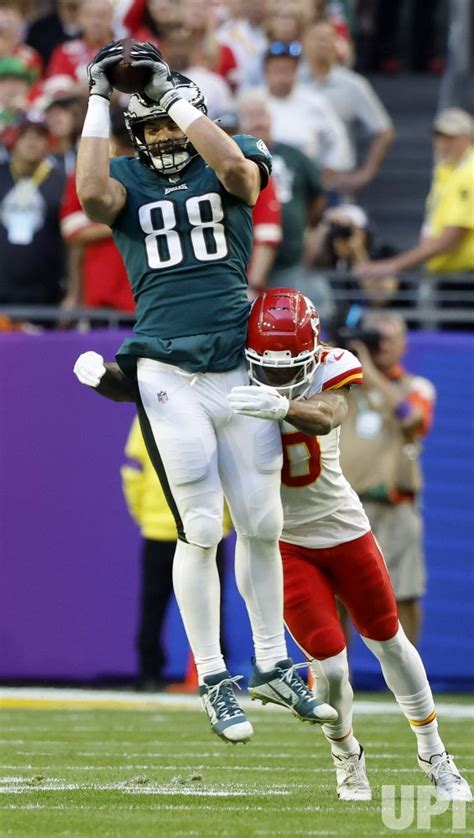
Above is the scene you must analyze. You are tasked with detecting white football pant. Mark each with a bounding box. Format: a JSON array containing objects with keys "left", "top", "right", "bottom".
[{"left": 136, "top": 358, "right": 287, "bottom": 679}]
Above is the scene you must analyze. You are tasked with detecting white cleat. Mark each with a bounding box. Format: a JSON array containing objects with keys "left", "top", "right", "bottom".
[
  {"left": 418, "top": 752, "right": 472, "bottom": 802},
  {"left": 332, "top": 746, "right": 372, "bottom": 801}
]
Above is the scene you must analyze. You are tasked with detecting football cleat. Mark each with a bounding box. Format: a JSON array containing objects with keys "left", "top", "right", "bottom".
[
  {"left": 332, "top": 745, "right": 372, "bottom": 801},
  {"left": 417, "top": 752, "right": 472, "bottom": 802},
  {"left": 199, "top": 671, "right": 253, "bottom": 744},
  {"left": 248, "top": 658, "right": 338, "bottom": 723}
]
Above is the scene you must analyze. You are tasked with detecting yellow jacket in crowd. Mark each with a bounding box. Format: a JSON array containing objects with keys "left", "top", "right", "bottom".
[
  {"left": 121, "top": 417, "right": 233, "bottom": 541},
  {"left": 425, "top": 146, "right": 474, "bottom": 273}
]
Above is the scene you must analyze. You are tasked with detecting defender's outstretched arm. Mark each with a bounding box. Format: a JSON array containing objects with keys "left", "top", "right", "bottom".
[
  {"left": 73, "top": 353, "right": 136, "bottom": 402},
  {"left": 228, "top": 386, "right": 350, "bottom": 435}
]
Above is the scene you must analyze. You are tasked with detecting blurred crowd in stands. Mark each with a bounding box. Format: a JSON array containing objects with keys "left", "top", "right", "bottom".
[{"left": 0, "top": 0, "right": 472, "bottom": 332}]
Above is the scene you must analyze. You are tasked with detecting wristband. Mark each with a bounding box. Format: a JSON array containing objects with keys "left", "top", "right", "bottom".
[
  {"left": 393, "top": 400, "right": 412, "bottom": 420},
  {"left": 167, "top": 98, "right": 204, "bottom": 133},
  {"left": 81, "top": 95, "right": 110, "bottom": 139}
]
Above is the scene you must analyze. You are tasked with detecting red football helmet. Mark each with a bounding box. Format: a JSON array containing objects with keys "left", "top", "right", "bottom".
[{"left": 246, "top": 288, "right": 321, "bottom": 399}]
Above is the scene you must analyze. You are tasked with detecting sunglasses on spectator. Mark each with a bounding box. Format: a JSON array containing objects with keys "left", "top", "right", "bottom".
[{"left": 265, "top": 41, "right": 302, "bottom": 59}]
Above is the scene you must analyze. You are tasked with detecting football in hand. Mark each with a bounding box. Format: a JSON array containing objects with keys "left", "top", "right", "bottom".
[{"left": 105, "top": 39, "right": 151, "bottom": 94}]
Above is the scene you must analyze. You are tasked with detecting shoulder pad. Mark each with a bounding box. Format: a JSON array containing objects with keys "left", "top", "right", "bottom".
[
  {"left": 110, "top": 155, "right": 133, "bottom": 181},
  {"left": 232, "top": 133, "right": 272, "bottom": 188},
  {"left": 321, "top": 348, "right": 363, "bottom": 391}
]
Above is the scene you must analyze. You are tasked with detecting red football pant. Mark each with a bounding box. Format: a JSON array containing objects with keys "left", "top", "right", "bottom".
[{"left": 281, "top": 530, "right": 398, "bottom": 660}]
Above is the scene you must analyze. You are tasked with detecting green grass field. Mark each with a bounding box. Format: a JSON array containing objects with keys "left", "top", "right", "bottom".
[{"left": 1, "top": 692, "right": 473, "bottom": 837}]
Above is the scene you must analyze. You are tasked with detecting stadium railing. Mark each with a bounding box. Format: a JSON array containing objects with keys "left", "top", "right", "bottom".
[{"left": 0, "top": 271, "right": 473, "bottom": 329}]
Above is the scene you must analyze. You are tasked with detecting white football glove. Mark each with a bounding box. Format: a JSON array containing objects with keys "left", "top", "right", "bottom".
[
  {"left": 228, "top": 385, "right": 289, "bottom": 421},
  {"left": 73, "top": 351, "right": 106, "bottom": 388}
]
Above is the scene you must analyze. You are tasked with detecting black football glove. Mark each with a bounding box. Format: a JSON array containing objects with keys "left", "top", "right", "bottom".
[
  {"left": 130, "top": 42, "right": 178, "bottom": 108},
  {"left": 87, "top": 41, "right": 125, "bottom": 100}
]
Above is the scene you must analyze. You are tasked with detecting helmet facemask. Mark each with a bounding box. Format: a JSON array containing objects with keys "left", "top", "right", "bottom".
[
  {"left": 246, "top": 347, "right": 321, "bottom": 401},
  {"left": 130, "top": 119, "right": 195, "bottom": 174},
  {"left": 245, "top": 289, "right": 322, "bottom": 401}
]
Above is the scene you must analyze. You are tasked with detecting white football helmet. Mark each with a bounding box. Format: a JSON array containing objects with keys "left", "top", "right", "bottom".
[{"left": 124, "top": 72, "right": 207, "bottom": 175}]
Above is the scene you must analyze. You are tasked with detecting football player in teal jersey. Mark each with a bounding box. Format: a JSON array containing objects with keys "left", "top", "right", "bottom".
[{"left": 73, "top": 40, "right": 337, "bottom": 743}]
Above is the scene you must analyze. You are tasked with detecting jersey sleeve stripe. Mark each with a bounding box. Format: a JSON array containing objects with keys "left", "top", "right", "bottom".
[
  {"left": 60, "top": 211, "right": 90, "bottom": 239},
  {"left": 253, "top": 223, "right": 282, "bottom": 244},
  {"left": 322, "top": 369, "right": 363, "bottom": 390}
]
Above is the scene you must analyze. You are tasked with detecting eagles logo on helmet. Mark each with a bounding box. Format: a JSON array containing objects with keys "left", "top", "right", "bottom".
[
  {"left": 246, "top": 288, "right": 321, "bottom": 400},
  {"left": 124, "top": 72, "right": 207, "bottom": 175}
]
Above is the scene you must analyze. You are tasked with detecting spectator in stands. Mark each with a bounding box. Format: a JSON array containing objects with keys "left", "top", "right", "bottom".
[
  {"left": 218, "top": 109, "right": 282, "bottom": 298},
  {"left": 247, "top": 173, "right": 282, "bottom": 298},
  {"left": 47, "top": 0, "right": 115, "bottom": 85},
  {"left": 339, "top": 310, "right": 436, "bottom": 646},
  {"left": 0, "top": 113, "right": 66, "bottom": 305},
  {"left": 159, "top": 25, "right": 234, "bottom": 121},
  {"left": 122, "top": 0, "right": 178, "bottom": 46},
  {"left": 237, "top": 89, "right": 333, "bottom": 316},
  {"left": 302, "top": 21, "right": 394, "bottom": 194},
  {"left": 356, "top": 109, "right": 474, "bottom": 279},
  {"left": 0, "top": 56, "right": 33, "bottom": 141},
  {"left": 60, "top": 108, "right": 134, "bottom": 317},
  {"left": 121, "top": 416, "right": 232, "bottom": 691},
  {"left": 265, "top": 2, "right": 308, "bottom": 46},
  {"left": 310, "top": 0, "right": 353, "bottom": 64},
  {"left": 261, "top": 41, "right": 352, "bottom": 183},
  {"left": 0, "top": 3, "right": 43, "bottom": 81},
  {"left": 180, "top": 0, "right": 238, "bottom": 90},
  {"left": 26, "top": 0, "right": 82, "bottom": 67},
  {"left": 36, "top": 77, "right": 83, "bottom": 175},
  {"left": 217, "top": 0, "right": 268, "bottom": 90}
]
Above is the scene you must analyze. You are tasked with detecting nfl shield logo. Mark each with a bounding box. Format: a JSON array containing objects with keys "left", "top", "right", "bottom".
[{"left": 157, "top": 390, "right": 168, "bottom": 403}]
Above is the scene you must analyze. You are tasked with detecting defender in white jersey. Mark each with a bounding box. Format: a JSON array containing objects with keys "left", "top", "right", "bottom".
[
  {"left": 228, "top": 289, "right": 471, "bottom": 804},
  {"left": 280, "top": 347, "right": 368, "bottom": 548}
]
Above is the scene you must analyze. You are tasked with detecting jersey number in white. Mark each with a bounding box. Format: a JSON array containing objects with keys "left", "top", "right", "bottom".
[{"left": 138, "top": 192, "right": 228, "bottom": 269}]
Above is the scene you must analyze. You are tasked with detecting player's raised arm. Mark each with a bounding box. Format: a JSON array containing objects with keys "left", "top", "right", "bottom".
[
  {"left": 129, "top": 43, "right": 262, "bottom": 205},
  {"left": 76, "top": 42, "right": 128, "bottom": 226}
]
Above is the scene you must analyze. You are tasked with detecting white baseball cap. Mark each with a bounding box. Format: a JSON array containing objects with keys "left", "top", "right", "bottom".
[{"left": 433, "top": 108, "right": 474, "bottom": 137}]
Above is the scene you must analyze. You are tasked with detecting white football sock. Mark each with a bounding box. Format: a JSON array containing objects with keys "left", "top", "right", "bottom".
[
  {"left": 172, "top": 540, "right": 225, "bottom": 683},
  {"left": 311, "top": 649, "right": 355, "bottom": 741},
  {"left": 234, "top": 535, "right": 287, "bottom": 671},
  {"left": 331, "top": 734, "right": 361, "bottom": 757},
  {"left": 362, "top": 624, "right": 444, "bottom": 759}
]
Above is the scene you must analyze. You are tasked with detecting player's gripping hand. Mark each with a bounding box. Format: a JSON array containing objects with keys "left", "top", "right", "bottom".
[
  {"left": 228, "top": 385, "right": 289, "bottom": 421},
  {"left": 130, "top": 42, "right": 177, "bottom": 108},
  {"left": 73, "top": 351, "right": 106, "bottom": 388},
  {"left": 87, "top": 41, "right": 125, "bottom": 100}
]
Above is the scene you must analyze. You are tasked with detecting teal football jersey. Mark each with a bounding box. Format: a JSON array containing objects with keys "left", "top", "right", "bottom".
[{"left": 110, "top": 135, "right": 272, "bottom": 375}]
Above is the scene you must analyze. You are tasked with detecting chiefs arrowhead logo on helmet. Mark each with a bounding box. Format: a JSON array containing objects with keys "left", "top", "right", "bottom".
[{"left": 246, "top": 288, "right": 321, "bottom": 400}]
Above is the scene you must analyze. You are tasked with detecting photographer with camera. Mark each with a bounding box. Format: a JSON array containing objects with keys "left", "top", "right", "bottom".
[
  {"left": 311, "top": 205, "right": 404, "bottom": 310},
  {"left": 338, "top": 310, "right": 436, "bottom": 646}
]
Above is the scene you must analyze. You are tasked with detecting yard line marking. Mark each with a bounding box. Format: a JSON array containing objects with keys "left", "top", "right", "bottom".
[{"left": 0, "top": 776, "right": 292, "bottom": 797}]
